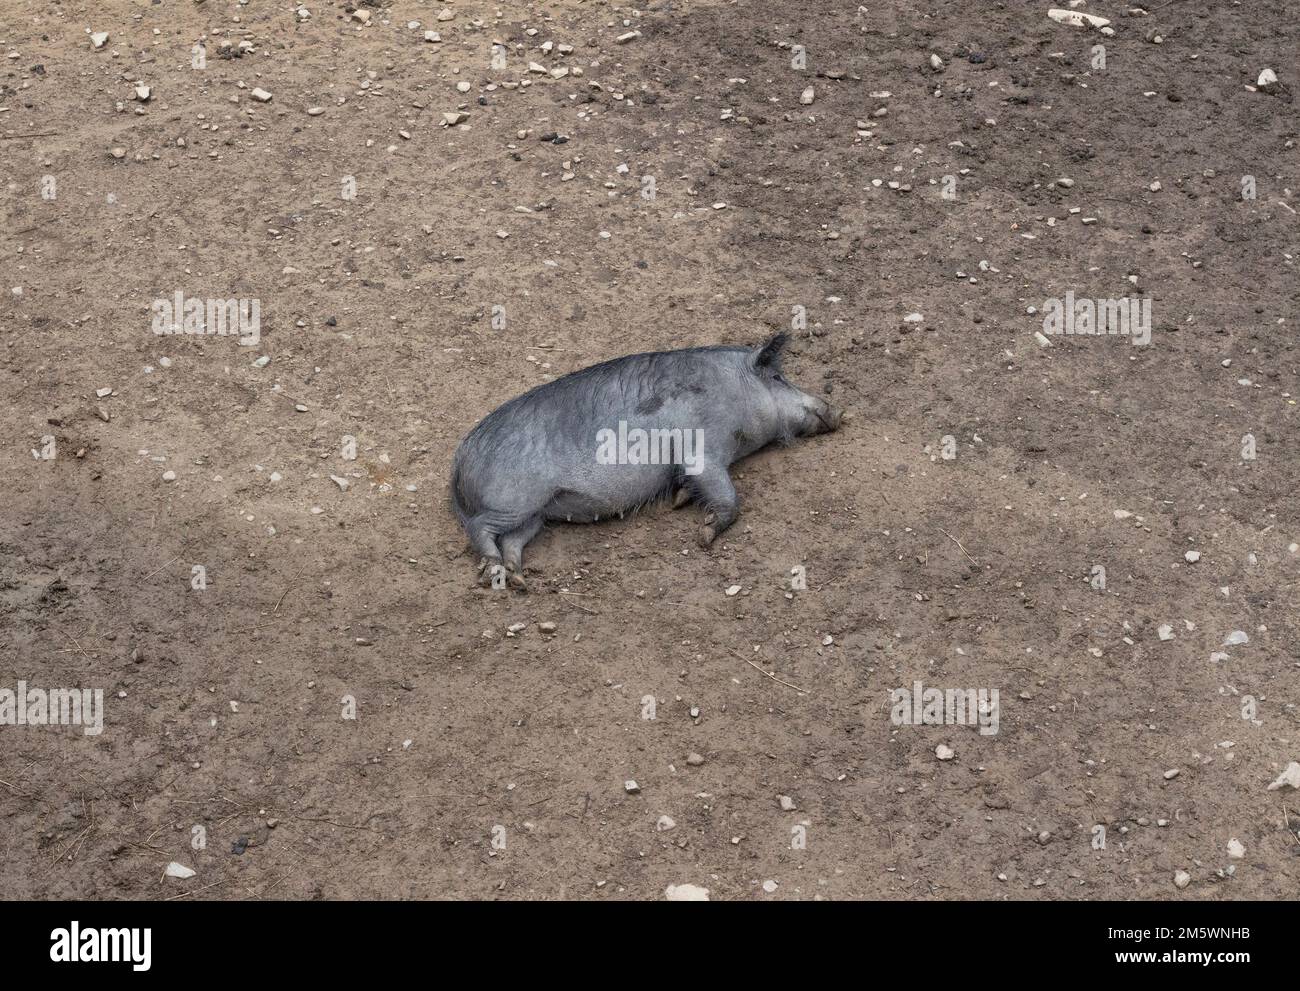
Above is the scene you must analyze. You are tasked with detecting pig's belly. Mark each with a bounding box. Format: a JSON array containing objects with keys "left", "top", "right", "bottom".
[{"left": 542, "top": 463, "right": 674, "bottom": 523}]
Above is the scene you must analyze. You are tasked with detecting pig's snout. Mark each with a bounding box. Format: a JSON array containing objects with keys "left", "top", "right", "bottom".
[{"left": 810, "top": 401, "right": 844, "bottom": 434}]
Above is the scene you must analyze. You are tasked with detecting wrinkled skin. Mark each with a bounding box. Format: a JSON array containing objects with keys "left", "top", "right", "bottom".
[{"left": 450, "top": 332, "right": 843, "bottom": 590}]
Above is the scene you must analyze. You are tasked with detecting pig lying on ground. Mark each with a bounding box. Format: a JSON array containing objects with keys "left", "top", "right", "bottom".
[{"left": 450, "top": 332, "right": 843, "bottom": 590}]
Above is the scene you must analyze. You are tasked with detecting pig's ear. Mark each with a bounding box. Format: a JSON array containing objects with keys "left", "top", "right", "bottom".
[{"left": 752, "top": 332, "right": 789, "bottom": 371}]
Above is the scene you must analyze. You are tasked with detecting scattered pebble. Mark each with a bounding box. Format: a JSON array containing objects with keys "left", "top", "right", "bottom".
[
  {"left": 1267, "top": 762, "right": 1300, "bottom": 791},
  {"left": 1047, "top": 8, "right": 1110, "bottom": 28},
  {"left": 664, "top": 883, "right": 709, "bottom": 901}
]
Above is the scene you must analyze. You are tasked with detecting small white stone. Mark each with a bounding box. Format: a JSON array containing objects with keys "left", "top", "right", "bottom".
[
  {"left": 251, "top": 88, "right": 273, "bottom": 102},
  {"left": 1227, "top": 838, "right": 1246, "bottom": 859},
  {"left": 1047, "top": 8, "right": 1111, "bottom": 28},
  {"left": 936, "top": 744, "right": 955, "bottom": 761},
  {"left": 165, "top": 862, "right": 196, "bottom": 879},
  {"left": 1184, "top": 550, "right": 1201, "bottom": 563},
  {"left": 664, "top": 883, "right": 709, "bottom": 901},
  {"left": 1173, "top": 870, "right": 1191, "bottom": 889},
  {"left": 1266, "top": 762, "right": 1300, "bottom": 791}
]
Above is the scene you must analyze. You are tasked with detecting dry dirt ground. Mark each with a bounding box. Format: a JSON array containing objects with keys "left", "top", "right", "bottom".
[{"left": 1, "top": 0, "right": 1298, "bottom": 901}]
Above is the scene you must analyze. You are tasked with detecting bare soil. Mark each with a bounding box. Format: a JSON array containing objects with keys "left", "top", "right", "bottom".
[{"left": 1, "top": 0, "right": 1298, "bottom": 900}]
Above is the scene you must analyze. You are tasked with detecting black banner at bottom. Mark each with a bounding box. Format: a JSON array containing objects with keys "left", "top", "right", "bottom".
[{"left": 4, "top": 898, "right": 1281, "bottom": 977}]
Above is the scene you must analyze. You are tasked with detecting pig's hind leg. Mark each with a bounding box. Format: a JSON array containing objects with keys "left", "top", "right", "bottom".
[
  {"left": 500, "top": 514, "right": 543, "bottom": 591},
  {"left": 465, "top": 511, "right": 516, "bottom": 587},
  {"left": 688, "top": 464, "right": 739, "bottom": 547}
]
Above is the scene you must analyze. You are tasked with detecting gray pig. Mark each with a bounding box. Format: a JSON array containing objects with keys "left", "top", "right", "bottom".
[{"left": 450, "top": 332, "right": 843, "bottom": 590}]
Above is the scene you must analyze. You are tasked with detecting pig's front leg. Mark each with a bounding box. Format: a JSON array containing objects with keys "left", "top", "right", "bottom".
[{"left": 690, "top": 464, "right": 739, "bottom": 547}]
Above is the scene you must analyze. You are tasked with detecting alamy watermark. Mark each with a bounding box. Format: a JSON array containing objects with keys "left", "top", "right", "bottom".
[
  {"left": 1041, "top": 291, "right": 1151, "bottom": 345},
  {"left": 0, "top": 682, "right": 104, "bottom": 736},
  {"left": 595, "top": 421, "right": 704, "bottom": 475},
  {"left": 50, "top": 923, "right": 150, "bottom": 971},
  {"left": 151, "top": 291, "right": 261, "bottom": 345},
  {"left": 890, "top": 681, "right": 999, "bottom": 736}
]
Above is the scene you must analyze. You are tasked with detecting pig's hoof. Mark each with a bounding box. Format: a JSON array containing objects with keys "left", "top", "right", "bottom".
[
  {"left": 477, "top": 558, "right": 505, "bottom": 587},
  {"left": 671, "top": 487, "right": 692, "bottom": 509},
  {"left": 698, "top": 523, "right": 719, "bottom": 548},
  {"left": 506, "top": 569, "right": 528, "bottom": 592}
]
